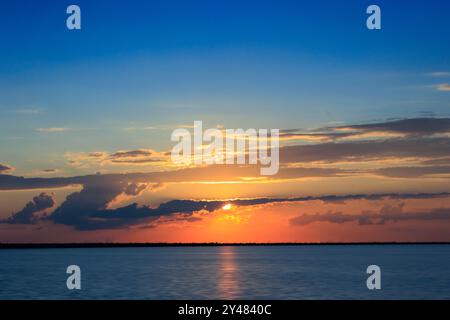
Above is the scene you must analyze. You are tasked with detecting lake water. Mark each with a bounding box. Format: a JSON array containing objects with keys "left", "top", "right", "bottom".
[{"left": 0, "top": 245, "right": 449, "bottom": 299}]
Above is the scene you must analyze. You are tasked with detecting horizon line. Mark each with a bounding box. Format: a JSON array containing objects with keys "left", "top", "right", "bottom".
[{"left": 1, "top": 242, "right": 450, "bottom": 249}]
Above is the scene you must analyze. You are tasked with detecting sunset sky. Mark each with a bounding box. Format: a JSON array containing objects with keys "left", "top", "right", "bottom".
[{"left": 1, "top": 0, "right": 450, "bottom": 243}]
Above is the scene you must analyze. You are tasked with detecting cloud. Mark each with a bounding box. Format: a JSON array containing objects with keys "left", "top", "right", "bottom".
[
  {"left": 110, "top": 158, "right": 164, "bottom": 164},
  {"left": 1, "top": 165, "right": 446, "bottom": 231},
  {"left": 47, "top": 184, "right": 230, "bottom": 230},
  {"left": 290, "top": 211, "right": 356, "bottom": 225},
  {"left": 313, "top": 192, "right": 450, "bottom": 202},
  {"left": 427, "top": 72, "right": 450, "bottom": 77},
  {"left": 0, "top": 158, "right": 448, "bottom": 193},
  {"left": 4, "top": 116, "right": 450, "bottom": 233},
  {"left": 1, "top": 119, "right": 450, "bottom": 192},
  {"left": 2, "top": 193, "right": 55, "bottom": 224},
  {"left": 16, "top": 109, "right": 42, "bottom": 115},
  {"left": 374, "top": 166, "right": 450, "bottom": 178},
  {"left": 279, "top": 131, "right": 352, "bottom": 142},
  {"left": 124, "top": 126, "right": 160, "bottom": 131},
  {"left": 0, "top": 163, "right": 14, "bottom": 174},
  {"left": 42, "top": 178, "right": 450, "bottom": 230},
  {"left": 40, "top": 169, "right": 60, "bottom": 174},
  {"left": 66, "top": 149, "right": 168, "bottom": 167},
  {"left": 49, "top": 180, "right": 127, "bottom": 230},
  {"left": 331, "top": 118, "right": 450, "bottom": 137},
  {"left": 123, "top": 183, "right": 148, "bottom": 196},
  {"left": 45, "top": 175, "right": 264, "bottom": 230},
  {"left": 290, "top": 203, "right": 450, "bottom": 226},
  {"left": 37, "top": 127, "right": 68, "bottom": 132},
  {"left": 31, "top": 117, "right": 450, "bottom": 178},
  {"left": 64, "top": 118, "right": 450, "bottom": 170},
  {"left": 110, "top": 150, "right": 153, "bottom": 159},
  {"left": 435, "top": 83, "right": 450, "bottom": 91},
  {"left": 280, "top": 137, "right": 450, "bottom": 164},
  {"left": 421, "top": 157, "right": 450, "bottom": 166},
  {"left": 0, "top": 173, "right": 94, "bottom": 190},
  {"left": 282, "top": 118, "right": 450, "bottom": 143},
  {"left": 62, "top": 118, "right": 450, "bottom": 171}
]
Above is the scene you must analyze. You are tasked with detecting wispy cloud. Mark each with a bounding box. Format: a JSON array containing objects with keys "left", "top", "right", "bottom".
[
  {"left": 39, "top": 169, "right": 61, "bottom": 175},
  {"left": 123, "top": 126, "right": 161, "bottom": 131},
  {"left": 435, "top": 83, "right": 450, "bottom": 91},
  {"left": 374, "top": 165, "right": 450, "bottom": 178},
  {"left": 280, "top": 136, "right": 450, "bottom": 165},
  {"left": 65, "top": 148, "right": 168, "bottom": 167},
  {"left": 16, "top": 108, "right": 42, "bottom": 115},
  {"left": 427, "top": 71, "right": 450, "bottom": 77},
  {"left": 123, "top": 123, "right": 192, "bottom": 131},
  {"left": 281, "top": 118, "right": 450, "bottom": 143},
  {"left": 290, "top": 204, "right": 450, "bottom": 226},
  {"left": 37, "top": 127, "right": 69, "bottom": 133}
]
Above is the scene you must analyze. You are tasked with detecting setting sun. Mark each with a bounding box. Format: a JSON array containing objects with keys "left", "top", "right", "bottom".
[{"left": 222, "top": 204, "right": 232, "bottom": 210}]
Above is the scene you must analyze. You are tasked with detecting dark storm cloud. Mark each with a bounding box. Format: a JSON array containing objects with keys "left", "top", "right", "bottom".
[
  {"left": 290, "top": 203, "right": 450, "bottom": 226},
  {"left": 2, "top": 193, "right": 55, "bottom": 224}
]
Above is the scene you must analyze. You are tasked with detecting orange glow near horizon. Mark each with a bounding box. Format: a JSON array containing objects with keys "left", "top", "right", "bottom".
[{"left": 2, "top": 183, "right": 450, "bottom": 244}]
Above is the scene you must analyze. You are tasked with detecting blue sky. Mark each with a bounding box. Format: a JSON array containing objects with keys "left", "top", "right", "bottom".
[{"left": 0, "top": 0, "right": 450, "bottom": 174}]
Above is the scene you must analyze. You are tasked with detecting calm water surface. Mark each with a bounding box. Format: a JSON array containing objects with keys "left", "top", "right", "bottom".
[{"left": 0, "top": 245, "right": 449, "bottom": 299}]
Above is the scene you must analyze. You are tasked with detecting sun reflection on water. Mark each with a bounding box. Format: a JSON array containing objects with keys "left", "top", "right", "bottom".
[{"left": 217, "top": 246, "right": 240, "bottom": 299}]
